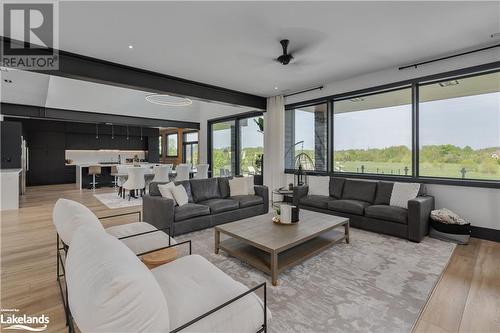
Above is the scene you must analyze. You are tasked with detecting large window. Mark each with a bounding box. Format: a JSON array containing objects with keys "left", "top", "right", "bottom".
[
  {"left": 333, "top": 88, "right": 413, "bottom": 176},
  {"left": 284, "top": 103, "right": 327, "bottom": 171},
  {"left": 183, "top": 131, "right": 199, "bottom": 166},
  {"left": 283, "top": 65, "right": 500, "bottom": 187},
  {"left": 419, "top": 72, "right": 500, "bottom": 181},
  {"left": 211, "top": 120, "right": 235, "bottom": 177},
  {"left": 166, "top": 133, "right": 178, "bottom": 157},
  {"left": 239, "top": 116, "right": 264, "bottom": 176}
]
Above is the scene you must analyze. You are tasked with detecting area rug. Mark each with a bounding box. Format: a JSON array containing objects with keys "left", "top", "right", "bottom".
[
  {"left": 176, "top": 227, "right": 455, "bottom": 333},
  {"left": 93, "top": 192, "right": 142, "bottom": 208}
]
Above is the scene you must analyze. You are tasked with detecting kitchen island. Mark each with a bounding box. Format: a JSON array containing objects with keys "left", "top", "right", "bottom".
[{"left": 75, "top": 163, "right": 160, "bottom": 190}]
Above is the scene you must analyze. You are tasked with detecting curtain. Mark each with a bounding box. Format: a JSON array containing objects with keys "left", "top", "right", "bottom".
[{"left": 264, "top": 95, "right": 286, "bottom": 191}]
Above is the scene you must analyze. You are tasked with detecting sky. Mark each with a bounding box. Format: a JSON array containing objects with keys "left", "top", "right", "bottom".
[{"left": 212, "top": 92, "right": 500, "bottom": 151}]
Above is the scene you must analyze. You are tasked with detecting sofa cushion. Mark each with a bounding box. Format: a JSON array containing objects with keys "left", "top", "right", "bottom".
[
  {"left": 231, "top": 195, "right": 264, "bottom": 208},
  {"left": 106, "top": 222, "right": 176, "bottom": 255},
  {"left": 149, "top": 181, "right": 169, "bottom": 196},
  {"left": 229, "top": 177, "right": 248, "bottom": 196},
  {"left": 190, "top": 178, "right": 221, "bottom": 203},
  {"left": 171, "top": 185, "right": 189, "bottom": 206},
  {"left": 374, "top": 181, "right": 394, "bottom": 205},
  {"left": 299, "top": 195, "right": 335, "bottom": 209},
  {"left": 390, "top": 182, "right": 421, "bottom": 209},
  {"left": 199, "top": 198, "right": 239, "bottom": 214},
  {"left": 218, "top": 177, "right": 231, "bottom": 198},
  {"left": 365, "top": 205, "right": 408, "bottom": 224},
  {"left": 174, "top": 203, "right": 210, "bottom": 222},
  {"left": 174, "top": 180, "right": 194, "bottom": 203},
  {"left": 53, "top": 198, "right": 105, "bottom": 246},
  {"left": 329, "top": 177, "right": 345, "bottom": 199},
  {"left": 66, "top": 226, "right": 170, "bottom": 333},
  {"left": 328, "top": 199, "right": 370, "bottom": 215},
  {"left": 342, "top": 180, "right": 377, "bottom": 203},
  {"left": 151, "top": 254, "right": 268, "bottom": 332},
  {"left": 308, "top": 176, "right": 330, "bottom": 196}
]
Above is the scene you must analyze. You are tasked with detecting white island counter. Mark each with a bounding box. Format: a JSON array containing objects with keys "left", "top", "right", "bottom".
[{"left": 1, "top": 168, "right": 22, "bottom": 210}]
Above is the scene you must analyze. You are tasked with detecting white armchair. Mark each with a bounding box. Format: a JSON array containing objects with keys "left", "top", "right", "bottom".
[
  {"left": 193, "top": 164, "right": 209, "bottom": 179},
  {"left": 122, "top": 167, "right": 146, "bottom": 200},
  {"left": 175, "top": 164, "right": 190, "bottom": 181},
  {"left": 153, "top": 165, "right": 171, "bottom": 183}
]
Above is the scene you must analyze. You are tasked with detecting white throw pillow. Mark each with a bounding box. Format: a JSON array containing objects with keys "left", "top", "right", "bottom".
[
  {"left": 390, "top": 182, "right": 421, "bottom": 209},
  {"left": 171, "top": 185, "right": 189, "bottom": 206},
  {"left": 308, "top": 176, "right": 330, "bottom": 196},
  {"left": 53, "top": 198, "right": 105, "bottom": 245},
  {"left": 158, "top": 182, "right": 176, "bottom": 202},
  {"left": 66, "top": 226, "right": 170, "bottom": 333},
  {"left": 245, "top": 176, "right": 255, "bottom": 195},
  {"left": 229, "top": 177, "right": 248, "bottom": 196}
]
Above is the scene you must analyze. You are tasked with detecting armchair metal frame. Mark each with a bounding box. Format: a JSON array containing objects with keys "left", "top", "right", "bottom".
[{"left": 55, "top": 223, "right": 267, "bottom": 333}]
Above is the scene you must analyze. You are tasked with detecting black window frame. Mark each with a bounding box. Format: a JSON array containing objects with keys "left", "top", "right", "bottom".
[
  {"left": 182, "top": 130, "right": 199, "bottom": 165},
  {"left": 165, "top": 132, "right": 179, "bottom": 157},
  {"left": 207, "top": 111, "right": 264, "bottom": 177},
  {"left": 284, "top": 61, "right": 500, "bottom": 189}
]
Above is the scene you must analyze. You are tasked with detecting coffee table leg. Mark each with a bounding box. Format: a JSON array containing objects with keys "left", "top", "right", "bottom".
[
  {"left": 271, "top": 251, "right": 278, "bottom": 286},
  {"left": 345, "top": 221, "right": 350, "bottom": 244},
  {"left": 215, "top": 230, "right": 220, "bottom": 254}
]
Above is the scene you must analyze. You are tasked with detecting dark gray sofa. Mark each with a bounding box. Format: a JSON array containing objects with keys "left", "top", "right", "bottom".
[
  {"left": 143, "top": 177, "right": 269, "bottom": 236},
  {"left": 294, "top": 177, "right": 434, "bottom": 242}
]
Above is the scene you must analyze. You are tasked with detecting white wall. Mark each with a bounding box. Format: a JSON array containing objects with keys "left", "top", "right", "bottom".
[{"left": 283, "top": 50, "right": 500, "bottom": 231}]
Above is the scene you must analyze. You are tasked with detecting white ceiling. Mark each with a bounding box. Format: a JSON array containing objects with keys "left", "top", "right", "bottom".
[
  {"left": 41, "top": 1, "right": 500, "bottom": 97},
  {"left": 0, "top": 69, "right": 254, "bottom": 122}
]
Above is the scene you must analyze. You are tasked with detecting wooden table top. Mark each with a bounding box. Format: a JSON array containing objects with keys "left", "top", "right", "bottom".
[{"left": 215, "top": 210, "right": 349, "bottom": 252}]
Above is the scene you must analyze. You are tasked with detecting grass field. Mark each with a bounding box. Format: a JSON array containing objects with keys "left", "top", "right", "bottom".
[{"left": 333, "top": 161, "right": 500, "bottom": 180}]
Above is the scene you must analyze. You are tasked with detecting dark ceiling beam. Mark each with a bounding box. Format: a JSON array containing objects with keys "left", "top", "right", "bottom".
[
  {"left": 1, "top": 37, "right": 267, "bottom": 110},
  {"left": 0, "top": 103, "right": 200, "bottom": 129}
]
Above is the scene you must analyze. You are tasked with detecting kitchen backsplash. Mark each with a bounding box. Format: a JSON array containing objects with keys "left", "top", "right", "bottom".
[{"left": 65, "top": 150, "right": 146, "bottom": 165}]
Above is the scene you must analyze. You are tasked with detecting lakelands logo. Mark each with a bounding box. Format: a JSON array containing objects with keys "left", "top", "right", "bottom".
[
  {"left": 1, "top": 308, "right": 49, "bottom": 331},
  {"left": 1, "top": 1, "right": 59, "bottom": 70}
]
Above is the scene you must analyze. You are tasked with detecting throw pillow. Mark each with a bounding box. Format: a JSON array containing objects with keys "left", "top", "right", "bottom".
[
  {"left": 245, "top": 176, "right": 255, "bottom": 195},
  {"left": 171, "top": 185, "right": 189, "bottom": 206},
  {"left": 308, "top": 176, "right": 330, "bottom": 196},
  {"left": 157, "top": 182, "right": 176, "bottom": 202},
  {"left": 229, "top": 177, "right": 248, "bottom": 196},
  {"left": 390, "top": 182, "right": 421, "bottom": 209}
]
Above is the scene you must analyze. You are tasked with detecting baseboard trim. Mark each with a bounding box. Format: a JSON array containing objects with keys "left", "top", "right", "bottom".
[{"left": 471, "top": 226, "right": 500, "bottom": 243}]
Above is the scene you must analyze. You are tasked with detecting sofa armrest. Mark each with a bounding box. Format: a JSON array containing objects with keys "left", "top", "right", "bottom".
[
  {"left": 254, "top": 185, "right": 269, "bottom": 213},
  {"left": 407, "top": 195, "right": 434, "bottom": 242},
  {"left": 142, "top": 195, "right": 175, "bottom": 233},
  {"left": 293, "top": 185, "right": 309, "bottom": 206}
]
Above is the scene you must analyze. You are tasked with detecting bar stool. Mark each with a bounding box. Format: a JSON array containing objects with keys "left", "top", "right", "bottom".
[
  {"left": 88, "top": 166, "right": 102, "bottom": 190},
  {"left": 110, "top": 166, "right": 119, "bottom": 187}
]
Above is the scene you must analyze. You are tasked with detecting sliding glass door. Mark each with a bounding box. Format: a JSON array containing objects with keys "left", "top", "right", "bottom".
[
  {"left": 183, "top": 131, "right": 199, "bottom": 166},
  {"left": 211, "top": 120, "right": 236, "bottom": 177}
]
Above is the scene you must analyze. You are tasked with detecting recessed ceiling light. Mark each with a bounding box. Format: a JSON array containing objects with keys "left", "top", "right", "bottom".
[
  {"left": 439, "top": 80, "right": 459, "bottom": 87},
  {"left": 491, "top": 32, "right": 500, "bottom": 38},
  {"left": 128, "top": 45, "right": 133, "bottom": 49},
  {"left": 145, "top": 94, "right": 193, "bottom": 107},
  {"left": 274, "top": 86, "right": 279, "bottom": 90},
  {"left": 350, "top": 97, "right": 365, "bottom": 102},
  {"left": 3, "top": 79, "right": 12, "bottom": 83}
]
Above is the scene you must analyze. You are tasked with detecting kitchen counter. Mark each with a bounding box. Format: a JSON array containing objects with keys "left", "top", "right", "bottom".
[
  {"left": 1, "top": 168, "right": 22, "bottom": 210},
  {"left": 75, "top": 163, "right": 160, "bottom": 189}
]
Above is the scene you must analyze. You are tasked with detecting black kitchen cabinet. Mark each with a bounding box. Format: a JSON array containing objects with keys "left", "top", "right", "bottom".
[
  {"left": 27, "top": 148, "right": 66, "bottom": 185},
  {"left": 1, "top": 121, "right": 22, "bottom": 169}
]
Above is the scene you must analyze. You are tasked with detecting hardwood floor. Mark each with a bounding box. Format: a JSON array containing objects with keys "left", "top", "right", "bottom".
[{"left": 1, "top": 184, "right": 499, "bottom": 333}]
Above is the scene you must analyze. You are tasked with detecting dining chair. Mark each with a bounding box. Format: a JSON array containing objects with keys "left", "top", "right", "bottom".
[
  {"left": 122, "top": 167, "right": 146, "bottom": 200},
  {"left": 175, "top": 163, "right": 191, "bottom": 181},
  {"left": 194, "top": 164, "right": 209, "bottom": 179},
  {"left": 152, "top": 165, "right": 171, "bottom": 183},
  {"left": 116, "top": 165, "right": 129, "bottom": 198}
]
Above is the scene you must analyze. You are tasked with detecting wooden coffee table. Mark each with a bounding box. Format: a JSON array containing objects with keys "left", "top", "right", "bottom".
[{"left": 215, "top": 210, "right": 349, "bottom": 286}]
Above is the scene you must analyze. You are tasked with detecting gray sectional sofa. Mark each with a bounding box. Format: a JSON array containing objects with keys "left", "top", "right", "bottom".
[
  {"left": 294, "top": 177, "right": 434, "bottom": 242},
  {"left": 143, "top": 177, "right": 269, "bottom": 236}
]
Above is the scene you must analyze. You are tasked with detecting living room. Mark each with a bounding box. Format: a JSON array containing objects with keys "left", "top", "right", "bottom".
[{"left": 1, "top": 1, "right": 499, "bottom": 333}]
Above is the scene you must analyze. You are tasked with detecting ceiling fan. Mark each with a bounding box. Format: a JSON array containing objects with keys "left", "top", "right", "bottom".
[{"left": 276, "top": 39, "right": 294, "bottom": 65}]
